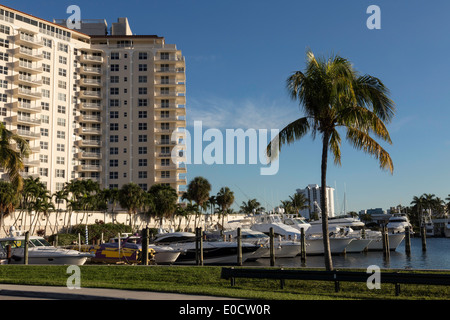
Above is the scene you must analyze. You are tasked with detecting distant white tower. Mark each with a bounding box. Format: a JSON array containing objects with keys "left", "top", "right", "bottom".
[{"left": 296, "top": 184, "right": 335, "bottom": 220}]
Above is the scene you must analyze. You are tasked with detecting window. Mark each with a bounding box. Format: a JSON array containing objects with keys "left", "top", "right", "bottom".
[
  {"left": 109, "top": 159, "right": 118, "bottom": 167},
  {"left": 110, "top": 123, "right": 119, "bottom": 131},
  {"left": 110, "top": 111, "right": 119, "bottom": 119},
  {"left": 138, "top": 135, "right": 147, "bottom": 142},
  {"left": 42, "top": 64, "right": 50, "bottom": 72},
  {"left": 58, "top": 93, "right": 66, "bottom": 101},
  {"left": 138, "top": 123, "right": 147, "bottom": 130},
  {"left": 138, "top": 111, "right": 147, "bottom": 118},
  {"left": 138, "top": 52, "right": 148, "bottom": 60},
  {"left": 57, "top": 118, "right": 66, "bottom": 126},
  {"left": 110, "top": 76, "right": 119, "bottom": 83},
  {"left": 43, "top": 38, "right": 52, "bottom": 48},
  {"left": 58, "top": 80, "right": 66, "bottom": 89},
  {"left": 56, "top": 143, "right": 65, "bottom": 152},
  {"left": 40, "top": 128, "right": 49, "bottom": 136},
  {"left": 109, "top": 99, "right": 120, "bottom": 107},
  {"left": 160, "top": 52, "right": 170, "bottom": 60},
  {"left": 138, "top": 87, "right": 147, "bottom": 95},
  {"left": 58, "top": 68, "right": 66, "bottom": 77},
  {"left": 55, "top": 169, "right": 65, "bottom": 178},
  {"left": 41, "top": 115, "right": 49, "bottom": 124},
  {"left": 109, "top": 172, "right": 118, "bottom": 179},
  {"left": 111, "top": 52, "right": 119, "bottom": 60},
  {"left": 138, "top": 64, "right": 147, "bottom": 71},
  {"left": 56, "top": 157, "right": 65, "bottom": 165},
  {"left": 57, "top": 130, "right": 65, "bottom": 139},
  {"left": 39, "top": 154, "right": 48, "bottom": 163},
  {"left": 58, "top": 56, "right": 67, "bottom": 64},
  {"left": 56, "top": 183, "right": 65, "bottom": 191},
  {"left": 110, "top": 88, "right": 119, "bottom": 95},
  {"left": 43, "top": 51, "right": 51, "bottom": 60},
  {"left": 138, "top": 159, "right": 147, "bottom": 167},
  {"left": 138, "top": 147, "right": 147, "bottom": 154},
  {"left": 161, "top": 159, "right": 170, "bottom": 166},
  {"left": 138, "top": 76, "right": 147, "bottom": 83},
  {"left": 161, "top": 110, "right": 170, "bottom": 118},
  {"left": 138, "top": 99, "right": 148, "bottom": 107},
  {"left": 57, "top": 105, "right": 66, "bottom": 114},
  {"left": 39, "top": 168, "right": 48, "bottom": 177},
  {"left": 40, "top": 141, "right": 48, "bottom": 150},
  {"left": 58, "top": 43, "right": 68, "bottom": 52},
  {"left": 110, "top": 135, "right": 118, "bottom": 143},
  {"left": 161, "top": 171, "right": 170, "bottom": 178},
  {"left": 110, "top": 64, "right": 119, "bottom": 71},
  {"left": 110, "top": 147, "right": 118, "bottom": 155},
  {"left": 138, "top": 171, "right": 147, "bottom": 179}
]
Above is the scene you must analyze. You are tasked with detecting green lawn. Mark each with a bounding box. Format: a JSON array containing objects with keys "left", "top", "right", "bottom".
[{"left": 0, "top": 265, "right": 449, "bottom": 300}]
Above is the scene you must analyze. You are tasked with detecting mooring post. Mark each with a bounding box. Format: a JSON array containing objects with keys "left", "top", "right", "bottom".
[
  {"left": 237, "top": 227, "right": 242, "bottom": 266},
  {"left": 300, "top": 227, "right": 306, "bottom": 263},
  {"left": 405, "top": 226, "right": 411, "bottom": 256},
  {"left": 141, "top": 227, "right": 149, "bottom": 265},
  {"left": 269, "top": 227, "right": 275, "bottom": 266},
  {"left": 421, "top": 225, "right": 427, "bottom": 252},
  {"left": 6, "top": 244, "right": 11, "bottom": 264},
  {"left": 24, "top": 231, "right": 29, "bottom": 265}
]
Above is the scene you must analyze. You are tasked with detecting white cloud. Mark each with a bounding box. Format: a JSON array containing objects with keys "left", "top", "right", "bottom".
[{"left": 187, "top": 95, "right": 301, "bottom": 131}]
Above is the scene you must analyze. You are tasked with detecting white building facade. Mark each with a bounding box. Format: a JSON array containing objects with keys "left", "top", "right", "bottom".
[{"left": 296, "top": 184, "right": 335, "bottom": 220}]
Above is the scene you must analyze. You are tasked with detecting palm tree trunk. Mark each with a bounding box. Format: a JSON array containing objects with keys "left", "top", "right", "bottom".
[{"left": 321, "top": 132, "right": 333, "bottom": 271}]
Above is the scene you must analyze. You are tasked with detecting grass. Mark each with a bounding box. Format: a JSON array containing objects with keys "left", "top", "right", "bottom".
[{"left": 0, "top": 265, "right": 449, "bottom": 300}]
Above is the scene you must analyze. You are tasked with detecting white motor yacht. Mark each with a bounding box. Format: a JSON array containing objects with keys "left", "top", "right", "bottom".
[
  {"left": 250, "top": 214, "right": 302, "bottom": 239},
  {"left": 0, "top": 232, "right": 93, "bottom": 265},
  {"left": 386, "top": 213, "right": 412, "bottom": 234},
  {"left": 153, "top": 232, "right": 264, "bottom": 265}
]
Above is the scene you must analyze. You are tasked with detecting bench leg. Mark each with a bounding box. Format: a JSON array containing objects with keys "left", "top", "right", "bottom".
[
  {"left": 230, "top": 277, "right": 235, "bottom": 287},
  {"left": 395, "top": 283, "right": 400, "bottom": 296},
  {"left": 335, "top": 281, "right": 340, "bottom": 293},
  {"left": 280, "top": 279, "right": 285, "bottom": 289}
]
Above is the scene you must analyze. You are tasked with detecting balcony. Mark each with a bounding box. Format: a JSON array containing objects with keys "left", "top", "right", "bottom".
[
  {"left": 155, "top": 55, "right": 184, "bottom": 62},
  {"left": 155, "top": 176, "right": 187, "bottom": 185},
  {"left": 6, "top": 115, "right": 41, "bottom": 126},
  {"left": 6, "top": 101, "right": 41, "bottom": 113},
  {"left": 80, "top": 78, "right": 102, "bottom": 87},
  {"left": 13, "top": 129, "right": 40, "bottom": 139},
  {"left": 23, "top": 158, "right": 40, "bottom": 167},
  {"left": 154, "top": 115, "right": 186, "bottom": 124},
  {"left": 20, "top": 172, "right": 39, "bottom": 179},
  {"left": 76, "top": 176, "right": 102, "bottom": 184},
  {"left": 75, "top": 152, "right": 102, "bottom": 160},
  {"left": 76, "top": 127, "right": 102, "bottom": 135},
  {"left": 155, "top": 67, "right": 185, "bottom": 74},
  {"left": 77, "top": 90, "right": 102, "bottom": 99},
  {"left": 155, "top": 140, "right": 177, "bottom": 146},
  {"left": 75, "top": 165, "right": 102, "bottom": 172},
  {"left": 79, "top": 103, "right": 102, "bottom": 111},
  {"left": 75, "top": 139, "right": 102, "bottom": 147},
  {"left": 15, "top": 33, "right": 44, "bottom": 48},
  {"left": 155, "top": 164, "right": 187, "bottom": 173},
  {"left": 9, "top": 47, "right": 43, "bottom": 61},
  {"left": 79, "top": 66, "right": 102, "bottom": 75},
  {"left": 10, "top": 60, "right": 43, "bottom": 74},
  {"left": 8, "top": 87, "right": 42, "bottom": 100},
  {"left": 79, "top": 54, "right": 103, "bottom": 63},
  {"left": 76, "top": 115, "right": 102, "bottom": 123},
  {"left": 11, "top": 74, "right": 43, "bottom": 87}
]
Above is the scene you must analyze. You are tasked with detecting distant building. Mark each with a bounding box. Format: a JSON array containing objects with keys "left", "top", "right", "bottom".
[{"left": 296, "top": 184, "right": 335, "bottom": 220}]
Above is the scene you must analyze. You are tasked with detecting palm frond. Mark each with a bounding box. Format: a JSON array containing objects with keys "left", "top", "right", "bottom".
[{"left": 346, "top": 127, "right": 394, "bottom": 173}]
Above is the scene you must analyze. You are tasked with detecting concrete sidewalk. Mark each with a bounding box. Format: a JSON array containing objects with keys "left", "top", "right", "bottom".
[{"left": 0, "top": 284, "right": 238, "bottom": 300}]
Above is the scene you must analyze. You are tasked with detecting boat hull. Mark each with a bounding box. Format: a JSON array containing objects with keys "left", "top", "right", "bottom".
[
  {"left": 345, "top": 239, "right": 372, "bottom": 253},
  {"left": 367, "top": 233, "right": 405, "bottom": 251},
  {"left": 305, "top": 237, "right": 353, "bottom": 255}
]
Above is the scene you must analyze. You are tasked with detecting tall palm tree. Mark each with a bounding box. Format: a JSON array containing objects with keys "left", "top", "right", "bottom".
[
  {"left": 118, "top": 183, "right": 145, "bottom": 229},
  {"left": 0, "top": 123, "right": 30, "bottom": 191},
  {"left": 267, "top": 50, "right": 395, "bottom": 271},
  {"left": 240, "top": 198, "right": 264, "bottom": 214},
  {"left": 185, "top": 176, "right": 211, "bottom": 228},
  {"left": 216, "top": 187, "right": 235, "bottom": 231},
  {"left": 147, "top": 184, "right": 178, "bottom": 228},
  {"left": 289, "top": 193, "right": 310, "bottom": 215},
  {"left": 0, "top": 180, "right": 19, "bottom": 235}
]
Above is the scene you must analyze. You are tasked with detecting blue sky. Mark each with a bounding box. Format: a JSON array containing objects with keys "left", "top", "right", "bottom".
[{"left": 5, "top": 0, "right": 450, "bottom": 213}]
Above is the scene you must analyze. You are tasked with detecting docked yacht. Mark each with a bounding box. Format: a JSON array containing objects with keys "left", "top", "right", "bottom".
[
  {"left": 222, "top": 228, "right": 299, "bottom": 259},
  {"left": 153, "top": 232, "right": 264, "bottom": 264},
  {"left": 0, "top": 231, "right": 93, "bottom": 265},
  {"left": 250, "top": 214, "right": 302, "bottom": 239},
  {"left": 386, "top": 213, "right": 412, "bottom": 234}
]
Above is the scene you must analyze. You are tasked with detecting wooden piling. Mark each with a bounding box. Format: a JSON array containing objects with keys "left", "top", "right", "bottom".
[
  {"left": 237, "top": 227, "right": 242, "bottom": 266},
  {"left": 300, "top": 227, "right": 306, "bottom": 263},
  {"left": 195, "top": 227, "right": 203, "bottom": 266},
  {"left": 269, "top": 227, "right": 275, "bottom": 266},
  {"left": 141, "top": 227, "right": 149, "bottom": 265},
  {"left": 6, "top": 244, "right": 11, "bottom": 264},
  {"left": 421, "top": 225, "right": 427, "bottom": 252},
  {"left": 24, "top": 231, "right": 29, "bottom": 265},
  {"left": 405, "top": 226, "right": 411, "bottom": 256}
]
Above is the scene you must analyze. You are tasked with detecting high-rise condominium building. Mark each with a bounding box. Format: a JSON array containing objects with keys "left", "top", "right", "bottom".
[
  {"left": 0, "top": 5, "right": 187, "bottom": 198},
  {"left": 296, "top": 184, "right": 335, "bottom": 219}
]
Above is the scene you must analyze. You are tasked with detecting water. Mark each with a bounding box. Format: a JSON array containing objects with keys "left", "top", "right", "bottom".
[{"left": 245, "top": 238, "right": 450, "bottom": 270}]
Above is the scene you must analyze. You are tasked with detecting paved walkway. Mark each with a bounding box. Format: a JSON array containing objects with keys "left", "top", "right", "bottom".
[{"left": 0, "top": 284, "right": 238, "bottom": 300}]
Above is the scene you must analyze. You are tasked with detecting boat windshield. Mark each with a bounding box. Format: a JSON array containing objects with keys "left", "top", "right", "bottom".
[{"left": 30, "top": 238, "right": 52, "bottom": 247}]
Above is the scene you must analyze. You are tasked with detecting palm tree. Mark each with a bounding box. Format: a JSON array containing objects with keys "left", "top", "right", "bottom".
[
  {"left": 289, "top": 193, "right": 310, "bottom": 215},
  {"left": 185, "top": 176, "right": 211, "bottom": 228},
  {"left": 267, "top": 50, "right": 395, "bottom": 271},
  {"left": 0, "top": 180, "right": 19, "bottom": 235},
  {"left": 147, "top": 184, "right": 178, "bottom": 228},
  {"left": 216, "top": 187, "right": 235, "bottom": 231},
  {"left": 0, "top": 123, "right": 30, "bottom": 191},
  {"left": 240, "top": 198, "right": 264, "bottom": 214},
  {"left": 118, "top": 183, "right": 145, "bottom": 229}
]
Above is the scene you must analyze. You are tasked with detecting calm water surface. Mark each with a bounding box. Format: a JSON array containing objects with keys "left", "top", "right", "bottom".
[{"left": 245, "top": 238, "right": 450, "bottom": 270}]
